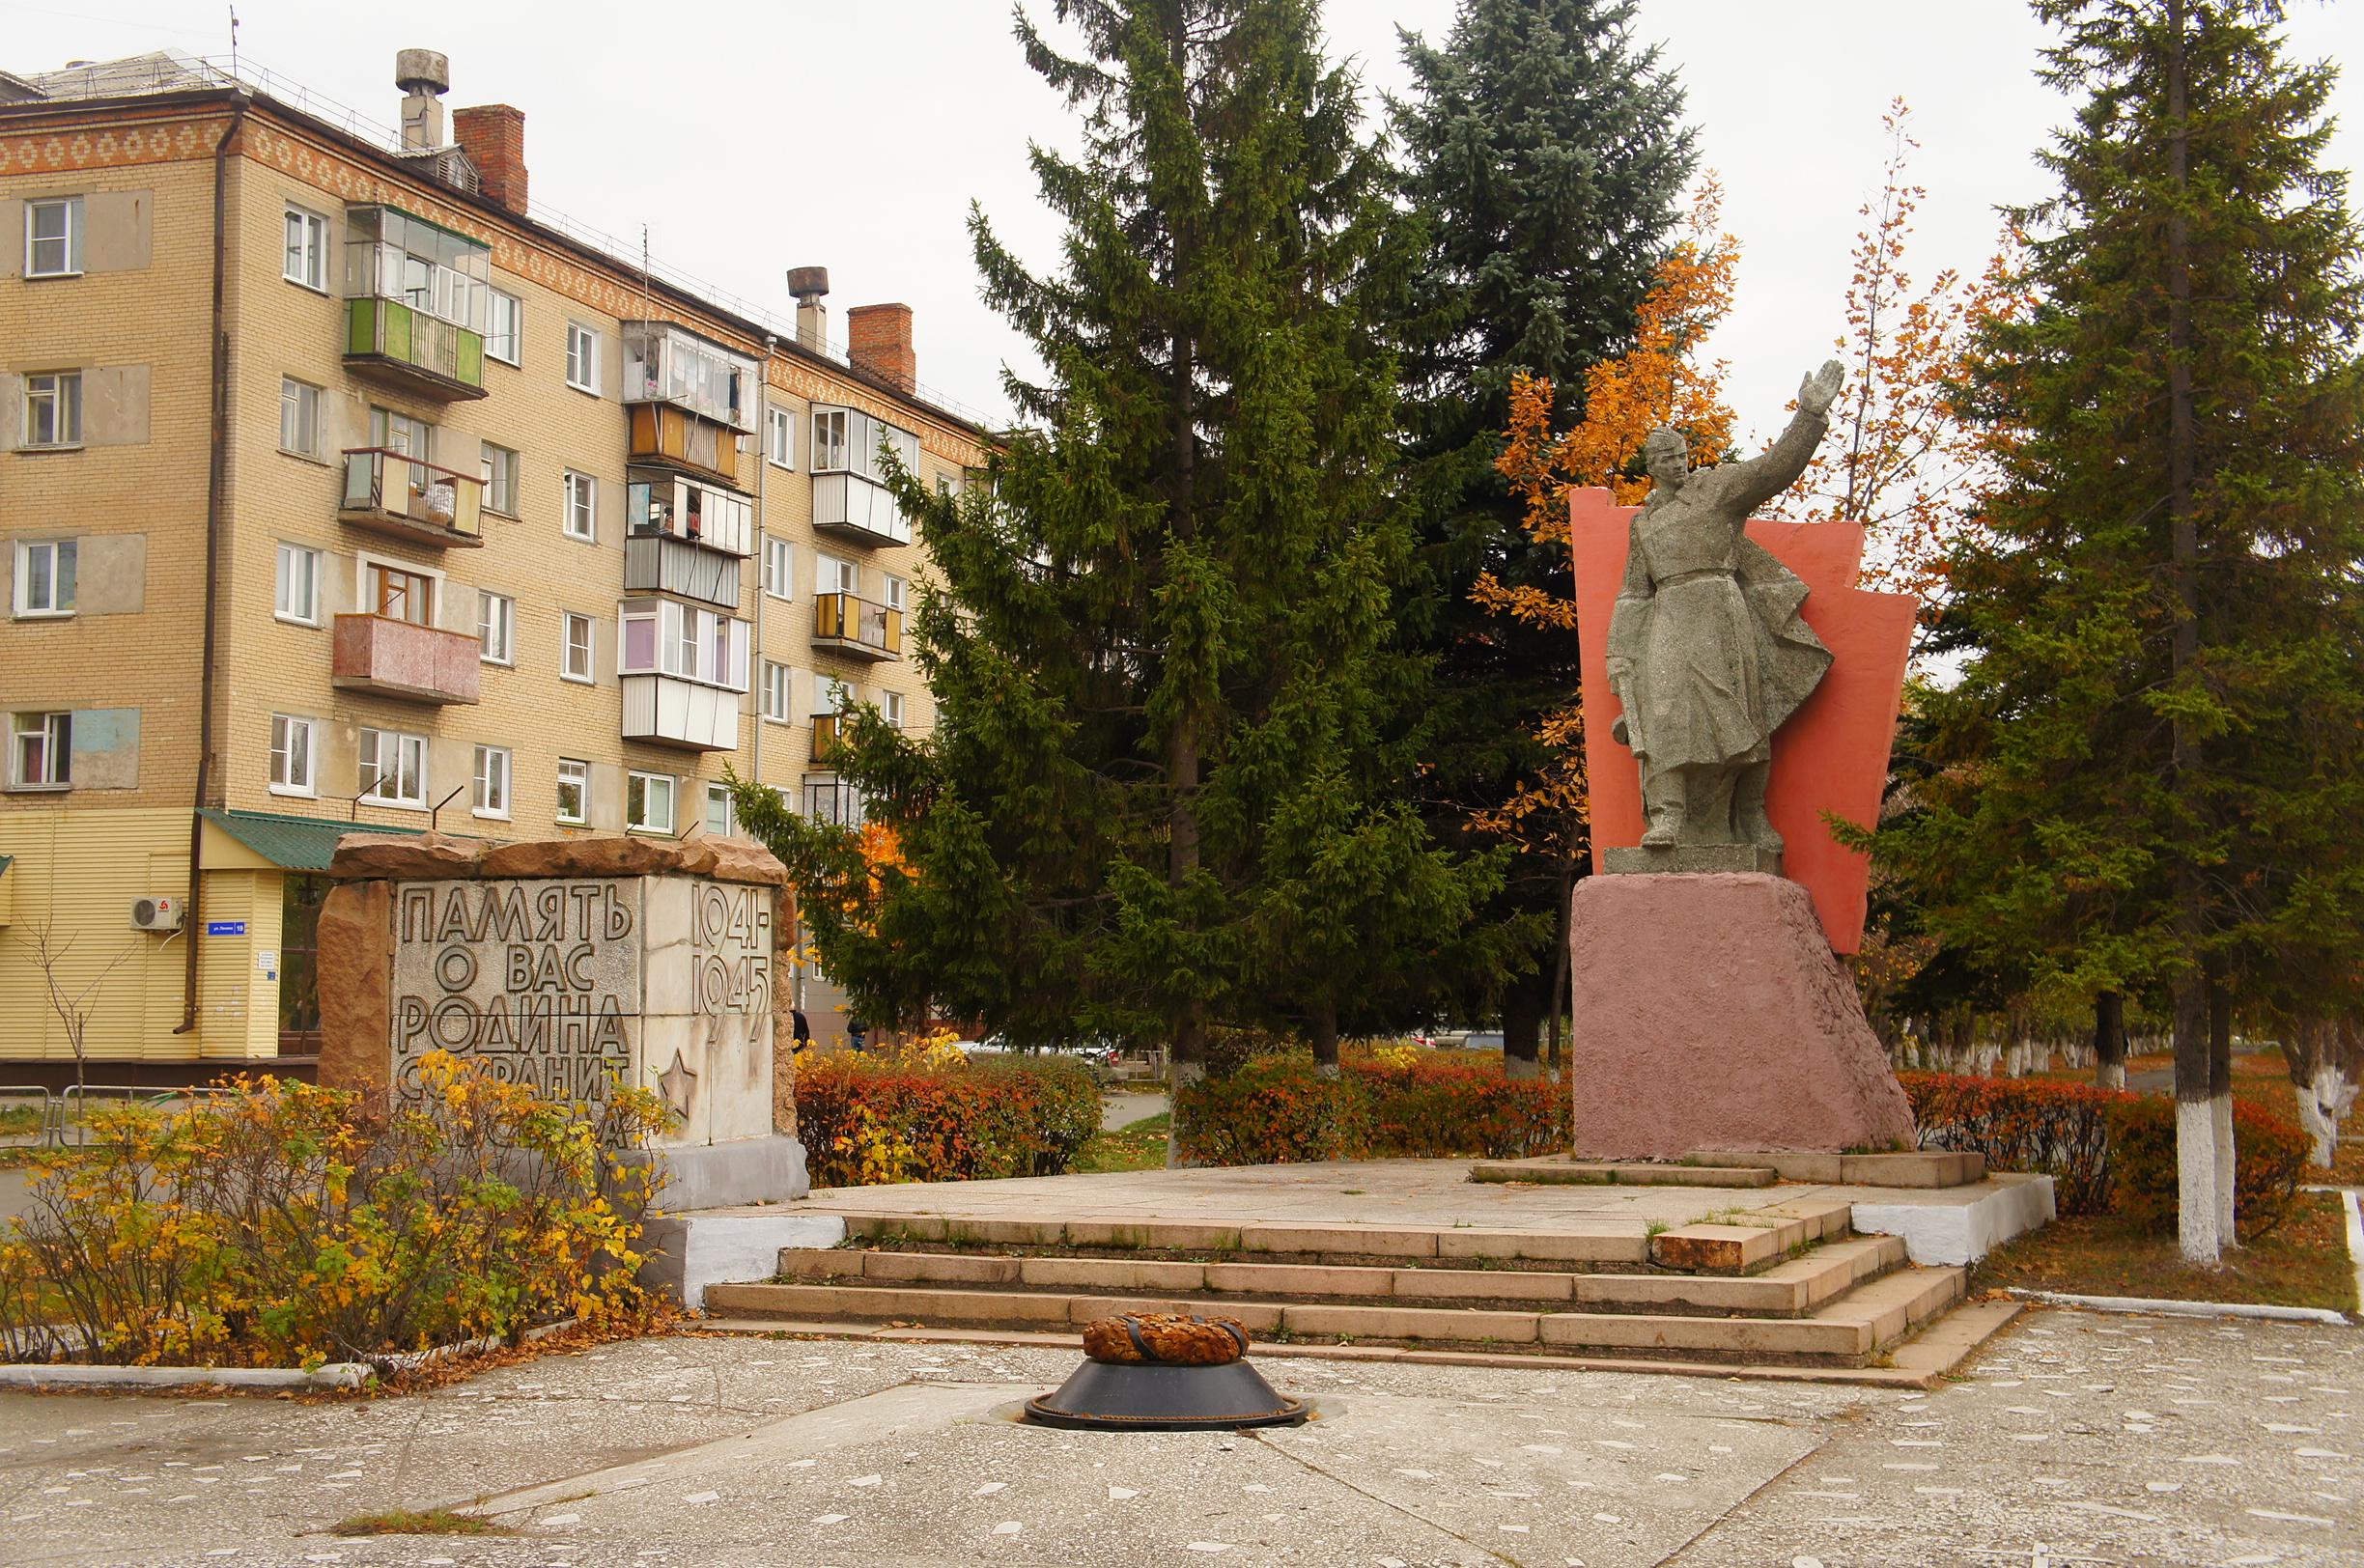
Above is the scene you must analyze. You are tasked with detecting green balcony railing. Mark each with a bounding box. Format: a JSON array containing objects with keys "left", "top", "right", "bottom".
[{"left": 344, "top": 296, "right": 487, "bottom": 399}]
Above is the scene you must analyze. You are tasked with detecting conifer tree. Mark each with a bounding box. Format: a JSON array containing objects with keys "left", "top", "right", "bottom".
[
  {"left": 1891, "top": 0, "right": 2364, "bottom": 1263},
  {"left": 743, "top": 0, "right": 1501, "bottom": 1106},
  {"left": 1389, "top": 0, "right": 1696, "bottom": 1073}
]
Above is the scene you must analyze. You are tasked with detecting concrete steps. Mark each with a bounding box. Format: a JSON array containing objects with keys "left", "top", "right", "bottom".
[{"left": 699, "top": 1193, "right": 1988, "bottom": 1373}]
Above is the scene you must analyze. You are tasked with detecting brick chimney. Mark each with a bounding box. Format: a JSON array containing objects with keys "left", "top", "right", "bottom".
[
  {"left": 452, "top": 104, "right": 528, "bottom": 216},
  {"left": 845, "top": 302, "right": 915, "bottom": 396}
]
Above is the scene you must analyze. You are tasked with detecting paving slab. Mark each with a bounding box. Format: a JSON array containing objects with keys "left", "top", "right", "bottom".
[{"left": 0, "top": 1310, "right": 2353, "bottom": 1565}]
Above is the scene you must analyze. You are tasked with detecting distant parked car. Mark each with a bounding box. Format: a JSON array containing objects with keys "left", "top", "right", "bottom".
[{"left": 1463, "top": 1031, "right": 1506, "bottom": 1051}]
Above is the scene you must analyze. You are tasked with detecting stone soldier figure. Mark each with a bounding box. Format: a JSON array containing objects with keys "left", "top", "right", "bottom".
[{"left": 1605, "top": 360, "right": 1844, "bottom": 859}]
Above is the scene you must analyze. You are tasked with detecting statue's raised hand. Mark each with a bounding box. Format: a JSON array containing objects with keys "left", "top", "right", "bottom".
[{"left": 1798, "top": 358, "right": 1843, "bottom": 419}]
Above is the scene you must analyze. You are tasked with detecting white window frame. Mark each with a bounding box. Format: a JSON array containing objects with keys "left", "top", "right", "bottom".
[
  {"left": 563, "top": 469, "right": 597, "bottom": 542},
  {"left": 561, "top": 611, "right": 594, "bottom": 683},
  {"left": 22, "top": 371, "right": 82, "bottom": 448},
  {"left": 273, "top": 542, "right": 320, "bottom": 626},
  {"left": 486, "top": 287, "right": 522, "bottom": 366},
  {"left": 762, "top": 660, "right": 791, "bottom": 723},
  {"left": 882, "top": 574, "right": 907, "bottom": 613},
  {"left": 616, "top": 598, "right": 749, "bottom": 692},
  {"left": 704, "top": 780, "right": 735, "bottom": 838},
  {"left": 279, "top": 377, "right": 322, "bottom": 459},
  {"left": 282, "top": 205, "right": 327, "bottom": 292},
  {"left": 25, "top": 197, "right": 82, "bottom": 279},
  {"left": 626, "top": 770, "right": 676, "bottom": 835},
  {"left": 358, "top": 726, "right": 427, "bottom": 810},
  {"left": 555, "top": 757, "right": 590, "bottom": 826},
  {"left": 479, "top": 442, "right": 520, "bottom": 517},
  {"left": 268, "top": 714, "right": 316, "bottom": 798},
  {"left": 564, "top": 322, "right": 601, "bottom": 394},
  {"left": 14, "top": 538, "right": 77, "bottom": 618},
  {"left": 763, "top": 537, "right": 794, "bottom": 600},
  {"left": 11, "top": 711, "right": 71, "bottom": 790},
  {"left": 817, "top": 552, "right": 858, "bottom": 598},
  {"left": 471, "top": 743, "right": 512, "bottom": 820},
  {"left": 766, "top": 406, "right": 796, "bottom": 469},
  {"left": 477, "top": 590, "right": 515, "bottom": 665},
  {"left": 883, "top": 691, "right": 906, "bottom": 732}
]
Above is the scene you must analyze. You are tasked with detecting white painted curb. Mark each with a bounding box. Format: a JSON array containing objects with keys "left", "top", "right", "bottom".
[
  {"left": 0, "top": 1361, "right": 371, "bottom": 1391},
  {"left": 2002, "top": 1287, "right": 2353, "bottom": 1328}
]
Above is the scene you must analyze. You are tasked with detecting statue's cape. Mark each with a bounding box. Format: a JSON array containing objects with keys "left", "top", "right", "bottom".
[{"left": 1735, "top": 537, "right": 1832, "bottom": 731}]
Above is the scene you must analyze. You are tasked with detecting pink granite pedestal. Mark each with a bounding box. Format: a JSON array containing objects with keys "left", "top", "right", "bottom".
[{"left": 1568, "top": 872, "right": 1916, "bottom": 1160}]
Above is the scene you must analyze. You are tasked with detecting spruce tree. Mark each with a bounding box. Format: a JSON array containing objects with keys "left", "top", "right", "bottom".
[
  {"left": 1389, "top": 0, "right": 1695, "bottom": 1072},
  {"left": 1891, "top": 0, "right": 2364, "bottom": 1262},
  {"left": 743, "top": 0, "right": 1501, "bottom": 1105}
]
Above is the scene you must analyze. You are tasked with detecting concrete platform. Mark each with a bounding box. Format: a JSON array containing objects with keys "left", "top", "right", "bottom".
[{"left": 1470, "top": 1157, "right": 1779, "bottom": 1188}]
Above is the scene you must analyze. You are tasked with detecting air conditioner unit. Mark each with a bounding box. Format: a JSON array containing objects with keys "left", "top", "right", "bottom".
[{"left": 130, "top": 895, "right": 183, "bottom": 932}]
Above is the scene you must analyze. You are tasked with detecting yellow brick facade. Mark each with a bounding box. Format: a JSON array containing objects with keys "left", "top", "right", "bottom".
[{"left": 1, "top": 92, "right": 984, "bottom": 1066}]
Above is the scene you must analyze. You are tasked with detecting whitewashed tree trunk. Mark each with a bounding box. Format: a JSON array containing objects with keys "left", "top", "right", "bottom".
[
  {"left": 2292, "top": 1068, "right": 2339, "bottom": 1168},
  {"left": 2177, "top": 1097, "right": 2219, "bottom": 1263},
  {"left": 2211, "top": 1092, "right": 2237, "bottom": 1246}
]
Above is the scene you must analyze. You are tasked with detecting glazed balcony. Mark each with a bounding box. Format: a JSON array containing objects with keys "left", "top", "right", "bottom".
[
  {"left": 622, "top": 674, "right": 741, "bottom": 750},
  {"left": 338, "top": 448, "right": 485, "bottom": 548},
  {"left": 811, "top": 591, "right": 901, "bottom": 663},
  {"left": 802, "top": 775, "right": 867, "bottom": 826},
  {"left": 623, "top": 534, "right": 743, "bottom": 612},
  {"left": 622, "top": 322, "right": 756, "bottom": 433},
  {"left": 343, "top": 296, "right": 487, "bottom": 401},
  {"left": 331, "top": 613, "right": 481, "bottom": 705},
  {"left": 811, "top": 471, "right": 914, "bottom": 547}
]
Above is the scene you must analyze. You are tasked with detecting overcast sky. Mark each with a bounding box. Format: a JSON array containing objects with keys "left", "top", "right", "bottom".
[{"left": 14, "top": 1, "right": 2358, "bottom": 438}]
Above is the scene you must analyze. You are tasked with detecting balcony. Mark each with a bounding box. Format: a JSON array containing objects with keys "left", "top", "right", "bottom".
[
  {"left": 343, "top": 296, "right": 487, "bottom": 401},
  {"left": 812, "top": 592, "right": 901, "bottom": 663},
  {"left": 810, "top": 711, "right": 848, "bottom": 763},
  {"left": 802, "top": 775, "right": 868, "bottom": 826},
  {"left": 811, "top": 471, "right": 914, "bottom": 547},
  {"left": 338, "top": 448, "right": 485, "bottom": 548},
  {"left": 622, "top": 674, "right": 741, "bottom": 750},
  {"left": 331, "top": 614, "right": 480, "bottom": 705},
  {"left": 624, "top": 534, "right": 742, "bottom": 612},
  {"left": 622, "top": 322, "right": 756, "bottom": 433},
  {"left": 628, "top": 404, "right": 745, "bottom": 490}
]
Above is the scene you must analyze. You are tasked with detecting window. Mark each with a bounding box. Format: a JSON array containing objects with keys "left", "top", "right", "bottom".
[
  {"left": 486, "top": 287, "right": 522, "bottom": 365},
  {"left": 565, "top": 323, "right": 601, "bottom": 393},
  {"left": 364, "top": 560, "right": 434, "bottom": 625},
  {"left": 14, "top": 539, "right": 76, "bottom": 617},
  {"left": 274, "top": 543, "right": 320, "bottom": 625},
  {"left": 25, "top": 197, "right": 82, "bottom": 278},
  {"left": 811, "top": 405, "right": 920, "bottom": 482},
  {"left": 477, "top": 591, "right": 514, "bottom": 664},
  {"left": 817, "top": 552, "right": 858, "bottom": 597},
  {"left": 23, "top": 372, "right": 81, "bottom": 447},
  {"left": 561, "top": 611, "right": 594, "bottom": 682},
  {"left": 762, "top": 660, "right": 791, "bottom": 722},
  {"left": 627, "top": 770, "right": 676, "bottom": 834},
  {"left": 279, "top": 378, "right": 322, "bottom": 458},
  {"left": 767, "top": 406, "right": 796, "bottom": 468},
  {"left": 269, "top": 714, "right": 315, "bottom": 797},
  {"left": 358, "top": 727, "right": 426, "bottom": 808},
  {"left": 883, "top": 574, "right": 907, "bottom": 613},
  {"left": 481, "top": 442, "right": 519, "bottom": 516},
  {"left": 555, "top": 758, "right": 589, "bottom": 825},
  {"left": 704, "top": 781, "right": 734, "bottom": 838},
  {"left": 472, "top": 744, "right": 511, "bottom": 819},
  {"left": 367, "top": 405, "right": 435, "bottom": 464},
  {"left": 563, "top": 469, "right": 597, "bottom": 541},
  {"left": 343, "top": 206, "right": 489, "bottom": 330},
  {"left": 11, "top": 712, "right": 70, "bottom": 789},
  {"left": 883, "top": 691, "right": 906, "bottom": 732},
  {"left": 617, "top": 599, "right": 750, "bottom": 691},
  {"left": 282, "top": 206, "right": 327, "bottom": 291},
  {"left": 763, "top": 537, "right": 794, "bottom": 600}
]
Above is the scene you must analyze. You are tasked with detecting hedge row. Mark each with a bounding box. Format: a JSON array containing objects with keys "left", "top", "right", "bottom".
[
  {"left": 1173, "top": 1055, "right": 1567, "bottom": 1166},
  {"left": 1901, "top": 1072, "right": 2307, "bottom": 1235},
  {"left": 798, "top": 1054, "right": 1102, "bottom": 1188}
]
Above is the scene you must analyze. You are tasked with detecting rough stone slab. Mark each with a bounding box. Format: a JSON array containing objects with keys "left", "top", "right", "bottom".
[
  {"left": 314, "top": 879, "right": 390, "bottom": 1103},
  {"left": 1279, "top": 1303, "right": 1540, "bottom": 1345},
  {"left": 1433, "top": 1227, "right": 1650, "bottom": 1266},
  {"left": 639, "top": 1211, "right": 843, "bottom": 1309},
  {"left": 1470, "top": 1158, "right": 1777, "bottom": 1189},
  {"left": 1691, "top": 1149, "right": 1986, "bottom": 1187},
  {"left": 1849, "top": 1173, "right": 2057, "bottom": 1265},
  {"left": 1238, "top": 1223, "right": 1437, "bottom": 1259},
  {"left": 1567, "top": 873, "right": 1919, "bottom": 1158},
  {"left": 1651, "top": 1222, "right": 1781, "bottom": 1274}
]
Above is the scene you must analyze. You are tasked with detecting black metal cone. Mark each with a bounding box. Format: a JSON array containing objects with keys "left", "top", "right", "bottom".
[{"left": 1023, "top": 1358, "right": 1308, "bottom": 1431}]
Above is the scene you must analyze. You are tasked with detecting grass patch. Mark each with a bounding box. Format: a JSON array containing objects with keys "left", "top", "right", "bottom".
[
  {"left": 330, "top": 1508, "right": 512, "bottom": 1538},
  {"left": 1976, "top": 1189, "right": 2356, "bottom": 1315},
  {"left": 1071, "top": 1112, "right": 1170, "bottom": 1174},
  {"left": 0, "top": 1105, "right": 43, "bottom": 1137}
]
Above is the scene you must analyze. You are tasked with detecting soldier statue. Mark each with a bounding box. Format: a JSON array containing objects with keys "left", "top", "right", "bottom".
[{"left": 1605, "top": 359, "right": 1845, "bottom": 858}]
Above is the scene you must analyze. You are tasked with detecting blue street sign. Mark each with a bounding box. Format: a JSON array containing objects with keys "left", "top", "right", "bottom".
[{"left": 206, "top": 920, "right": 247, "bottom": 937}]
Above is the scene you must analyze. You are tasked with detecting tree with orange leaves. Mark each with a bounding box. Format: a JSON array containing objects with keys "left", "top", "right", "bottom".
[{"left": 1765, "top": 99, "right": 2008, "bottom": 598}]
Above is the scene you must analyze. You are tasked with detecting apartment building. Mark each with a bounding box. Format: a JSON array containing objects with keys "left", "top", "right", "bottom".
[{"left": 0, "top": 50, "right": 989, "bottom": 1077}]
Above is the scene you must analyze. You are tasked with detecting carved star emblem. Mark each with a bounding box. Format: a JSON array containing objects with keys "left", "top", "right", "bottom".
[{"left": 658, "top": 1050, "right": 698, "bottom": 1119}]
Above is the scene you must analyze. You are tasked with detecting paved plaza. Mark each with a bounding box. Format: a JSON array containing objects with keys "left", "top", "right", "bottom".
[{"left": 0, "top": 1308, "right": 2353, "bottom": 1566}]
